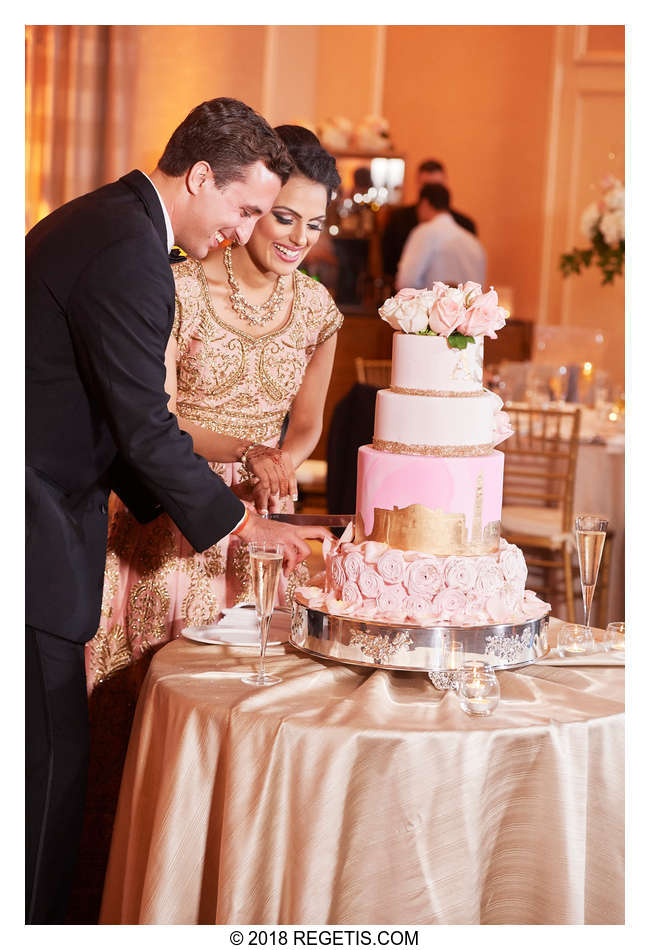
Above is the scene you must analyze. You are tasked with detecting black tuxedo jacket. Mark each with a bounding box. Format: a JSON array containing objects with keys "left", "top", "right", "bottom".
[
  {"left": 381, "top": 204, "right": 477, "bottom": 278},
  {"left": 26, "top": 170, "right": 245, "bottom": 642}
]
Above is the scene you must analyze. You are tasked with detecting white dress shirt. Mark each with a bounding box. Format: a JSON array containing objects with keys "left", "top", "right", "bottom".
[
  {"left": 143, "top": 172, "right": 175, "bottom": 253},
  {"left": 396, "top": 211, "right": 486, "bottom": 289},
  {"left": 143, "top": 172, "right": 249, "bottom": 532}
]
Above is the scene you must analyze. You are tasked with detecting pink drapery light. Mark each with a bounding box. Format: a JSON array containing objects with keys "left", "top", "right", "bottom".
[{"left": 26, "top": 25, "right": 136, "bottom": 231}]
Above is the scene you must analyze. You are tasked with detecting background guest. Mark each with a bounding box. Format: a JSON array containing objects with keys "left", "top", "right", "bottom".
[
  {"left": 382, "top": 158, "right": 477, "bottom": 282},
  {"left": 395, "top": 183, "right": 486, "bottom": 290}
]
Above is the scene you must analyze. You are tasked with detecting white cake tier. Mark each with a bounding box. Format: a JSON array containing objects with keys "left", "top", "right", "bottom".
[
  {"left": 374, "top": 388, "right": 503, "bottom": 454},
  {"left": 390, "top": 332, "right": 484, "bottom": 394}
]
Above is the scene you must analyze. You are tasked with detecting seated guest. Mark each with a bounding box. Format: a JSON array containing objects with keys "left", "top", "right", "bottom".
[
  {"left": 396, "top": 183, "right": 486, "bottom": 290},
  {"left": 381, "top": 159, "right": 477, "bottom": 279}
]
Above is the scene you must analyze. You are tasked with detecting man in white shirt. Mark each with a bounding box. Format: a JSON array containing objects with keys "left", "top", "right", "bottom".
[{"left": 396, "top": 183, "right": 486, "bottom": 289}]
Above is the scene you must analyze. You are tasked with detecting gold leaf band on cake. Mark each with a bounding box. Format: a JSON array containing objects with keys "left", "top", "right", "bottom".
[
  {"left": 390, "top": 386, "right": 485, "bottom": 397},
  {"left": 373, "top": 438, "right": 493, "bottom": 457}
]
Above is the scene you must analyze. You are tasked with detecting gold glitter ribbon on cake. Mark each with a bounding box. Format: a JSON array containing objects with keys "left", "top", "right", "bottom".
[
  {"left": 373, "top": 438, "right": 493, "bottom": 457},
  {"left": 390, "top": 386, "right": 484, "bottom": 397}
]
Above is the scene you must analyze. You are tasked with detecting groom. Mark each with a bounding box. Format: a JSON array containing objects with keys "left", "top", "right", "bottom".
[{"left": 26, "top": 97, "right": 329, "bottom": 924}]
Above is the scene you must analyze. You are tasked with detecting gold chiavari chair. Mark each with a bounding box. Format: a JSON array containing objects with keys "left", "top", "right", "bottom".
[
  {"left": 500, "top": 406, "right": 583, "bottom": 622},
  {"left": 355, "top": 357, "right": 392, "bottom": 388}
]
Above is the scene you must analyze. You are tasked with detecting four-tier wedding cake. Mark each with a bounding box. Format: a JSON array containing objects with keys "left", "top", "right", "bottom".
[{"left": 296, "top": 282, "right": 550, "bottom": 627}]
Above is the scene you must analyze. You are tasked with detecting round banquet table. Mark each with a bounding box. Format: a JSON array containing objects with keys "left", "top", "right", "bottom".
[{"left": 99, "top": 617, "right": 624, "bottom": 926}]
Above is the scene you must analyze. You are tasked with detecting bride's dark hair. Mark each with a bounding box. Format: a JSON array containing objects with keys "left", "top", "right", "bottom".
[{"left": 274, "top": 125, "right": 341, "bottom": 204}]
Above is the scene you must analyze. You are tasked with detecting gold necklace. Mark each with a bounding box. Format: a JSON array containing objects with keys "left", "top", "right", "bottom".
[{"left": 224, "top": 244, "right": 289, "bottom": 326}]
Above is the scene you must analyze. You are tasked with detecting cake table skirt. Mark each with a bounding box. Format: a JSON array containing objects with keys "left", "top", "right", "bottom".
[{"left": 99, "top": 630, "right": 624, "bottom": 925}]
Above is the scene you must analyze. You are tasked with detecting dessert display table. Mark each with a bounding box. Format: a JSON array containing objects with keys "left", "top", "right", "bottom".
[{"left": 100, "top": 616, "right": 624, "bottom": 925}]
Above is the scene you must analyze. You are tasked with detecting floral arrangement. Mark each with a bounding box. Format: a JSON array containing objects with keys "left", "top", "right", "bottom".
[
  {"left": 560, "top": 175, "right": 625, "bottom": 285},
  {"left": 318, "top": 114, "right": 393, "bottom": 154},
  {"left": 379, "top": 282, "right": 508, "bottom": 350},
  {"left": 354, "top": 114, "right": 393, "bottom": 153},
  {"left": 318, "top": 116, "right": 354, "bottom": 152}
]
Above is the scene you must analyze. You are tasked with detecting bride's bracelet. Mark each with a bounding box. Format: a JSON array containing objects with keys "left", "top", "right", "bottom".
[{"left": 239, "top": 443, "right": 258, "bottom": 476}]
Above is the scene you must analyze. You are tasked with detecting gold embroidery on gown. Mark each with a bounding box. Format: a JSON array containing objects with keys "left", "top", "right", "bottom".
[{"left": 85, "top": 259, "right": 343, "bottom": 693}]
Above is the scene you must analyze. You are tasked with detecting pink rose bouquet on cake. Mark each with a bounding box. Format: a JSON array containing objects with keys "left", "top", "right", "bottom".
[{"left": 379, "top": 281, "right": 509, "bottom": 350}]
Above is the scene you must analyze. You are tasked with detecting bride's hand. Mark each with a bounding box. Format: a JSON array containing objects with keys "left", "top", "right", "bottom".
[{"left": 241, "top": 445, "right": 298, "bottom": 515}]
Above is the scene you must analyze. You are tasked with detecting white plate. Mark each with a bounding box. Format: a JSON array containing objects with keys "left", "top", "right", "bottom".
[
  {"left": 537, "top": 648, "right": 625, "bottom": 667},
  {"left": 181, "top": 606, "right": 290, "bottom": 648}
]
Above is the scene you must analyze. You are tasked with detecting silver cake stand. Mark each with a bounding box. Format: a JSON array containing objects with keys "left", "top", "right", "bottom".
[{"left": 290, "top": 597, "right": 550, "bottom": 675}]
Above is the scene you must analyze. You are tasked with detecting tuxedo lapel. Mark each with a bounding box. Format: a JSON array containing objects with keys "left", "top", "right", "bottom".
[{"left": 119, "top": 169, "right": 168, "bottom": 253}]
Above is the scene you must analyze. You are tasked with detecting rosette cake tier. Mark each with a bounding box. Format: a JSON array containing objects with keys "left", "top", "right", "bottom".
[{"left": 296, "top": 283, "right": 550, "bottom": 628}]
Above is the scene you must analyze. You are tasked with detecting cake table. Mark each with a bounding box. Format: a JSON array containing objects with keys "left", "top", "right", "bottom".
[{"left": 99, "top": 616, "right": 624, "bottom": 925}]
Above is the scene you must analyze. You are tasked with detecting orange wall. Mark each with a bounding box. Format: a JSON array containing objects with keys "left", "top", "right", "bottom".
[
  {"left": 126, "top": 25, "right": 266, "bottom": 172},
  {"left": 382, "top": 25, "right": 556, "bottom": 321},
  {"left": 27, "top": 24, "right": 624, "bottom": 380},
  {"left": 315, "top": 26, "right": 379, "bottom": 125}
]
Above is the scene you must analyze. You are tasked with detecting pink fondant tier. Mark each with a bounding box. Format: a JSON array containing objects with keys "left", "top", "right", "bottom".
[
  {"left": 355, "top": 445, "right": 504, "bottom": 556},
  {"left": 296, "top": 538, "right": 550, "bottom": 628}
]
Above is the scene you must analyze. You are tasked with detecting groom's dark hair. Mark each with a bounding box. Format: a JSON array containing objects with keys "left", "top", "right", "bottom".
[{"left": 157, "top": 97, "right": 293, "bottom": 186}]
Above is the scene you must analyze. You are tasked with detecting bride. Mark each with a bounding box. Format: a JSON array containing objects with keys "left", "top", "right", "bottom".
[{"left": 86, "top": 126, "right": 342, "bottom": 692}]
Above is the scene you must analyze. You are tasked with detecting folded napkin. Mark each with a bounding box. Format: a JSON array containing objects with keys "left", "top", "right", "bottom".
[
  {"left": 537, "top": 649, "right": 625, "bottom": 667},
  {"left": 537, "top": 616, "right": 625, "bottom": 666},
  {"left": 187, "top": 605, "right": 290, "bottom": 644}
]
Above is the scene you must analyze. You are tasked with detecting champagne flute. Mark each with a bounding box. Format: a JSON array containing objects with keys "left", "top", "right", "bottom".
[
  {"left": 575, "top": 514, "right": 608, "bottom": 637},
  {"left": 241, "top": 542, "right": 284, "bottom": 687}
]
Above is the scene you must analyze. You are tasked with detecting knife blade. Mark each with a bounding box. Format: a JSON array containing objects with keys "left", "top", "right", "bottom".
[{"left": 268, "top": 513, "right": 355, "bottom": 526}]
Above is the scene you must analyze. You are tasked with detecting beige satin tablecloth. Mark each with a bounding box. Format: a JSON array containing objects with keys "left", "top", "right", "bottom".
[{"left": 100, "top": 620, "right": 624, "bottom": 925}]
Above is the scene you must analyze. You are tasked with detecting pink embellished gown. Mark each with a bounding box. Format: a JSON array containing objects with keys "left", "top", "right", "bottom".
[{"left": 85, "top": 257, "right": 343, "bottom": 695}]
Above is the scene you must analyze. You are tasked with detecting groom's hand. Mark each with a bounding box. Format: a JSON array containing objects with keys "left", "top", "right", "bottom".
[{"left": 236, "top": 511, "right": 333, "bottom": 573}]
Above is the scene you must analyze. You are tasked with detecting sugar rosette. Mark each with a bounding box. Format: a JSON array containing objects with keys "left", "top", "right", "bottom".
[
  {"left": 474, "top": 557, "right": 505, "bottom": 596},
  {"left": 493, "top": 410, "right": 514, "bottom": 446},
  {"left": 499, "top": 545, "right": 527, "bottom": 592},
  {"left": 358, "top": 566, "right": 385, "bottom": 599},
  {"left": 376, "top": 585, "right": 406, "bottom": 613},
  {"left": 404, "top": 595, "right": 434, "bottom": 619},
  {"left": 360, "top": 540, "right": 388, "bottom": 564},
  {"left": 344, "top": 551, "right": 365, "bottom": 583},
  {"left": 355, "top": 604, "right": 379, "bottom": 620},
  {"left": 325, "top": 592, "right": 356, "bottom": 616},
  {"left": 432, "top": 588, "right": 467, "bottom": 621},
  {"left": 486, "top": 590, "right": 519, "bottom": 624},
  {"left": 376, "top": 550, "right": 406, "bottom": 585},
  {"left": 405, "top": 558, "right": 443, "bottom": 597},
  {"left": 341, "top": 581, "right": 362, "bottom": 605},
  {"left": 444, "top": 557, "right": 478, "bottom": 592},
  {"left": 464, "top": 592, "right": 489, "bottom": 624},
  {"left": 330, "top": 556, "right": 347, "bottom": 591},
  {"left": 295, "top": 586, "right": 327, "bottom": 610}
]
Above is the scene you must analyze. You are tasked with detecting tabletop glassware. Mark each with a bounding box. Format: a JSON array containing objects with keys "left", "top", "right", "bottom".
[
  {"left": 604, "top": 621, "right": 625, "bottom": 654},
  {"left": 557, "top": 623, "right": 595, "bottom": 657},
  {"left": 457, "top": 661, "right": 500, "bottom": 717},
  {"left": 575, "top": 514, "right": 608, "bottom": 637},
  {"left": 428, "top": 639, "right": 465, "bottom": 691},
  {"left": 241, "top": 542, "right": 284, "bottom": 687}
]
